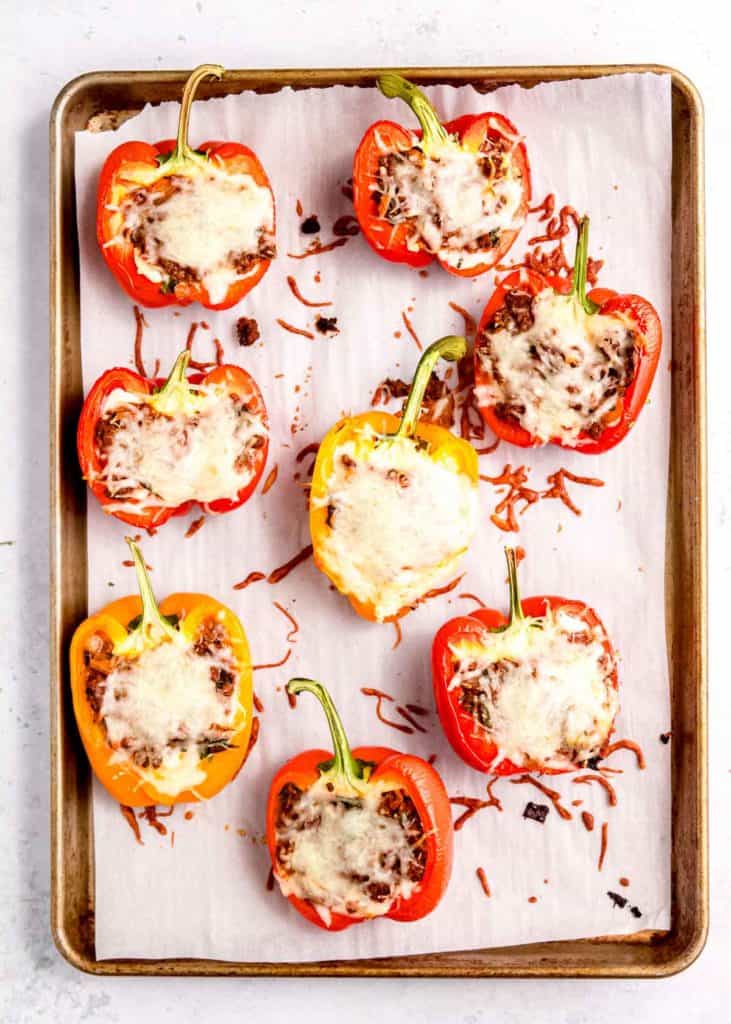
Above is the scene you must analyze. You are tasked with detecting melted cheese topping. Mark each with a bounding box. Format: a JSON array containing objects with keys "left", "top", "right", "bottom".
[
  {"left": 96, "top": 384, "right": 266, "bottom": 510},
  {"left": 449, "top": 607, "right": 618, "bottom": 768},
  {"left": 121, "top": 165, "right": 274, "bottom": 303},
  {"left": 101, "top": 632, "right": 240, "bottom": 797},
  {"left": 477, "top": 289, "right": 636, "bottom": 445},
  {"left": 276, "top": 780, "right": 420, "bottom": 922},
  {"left": 380, "top": 140, "right": 524, "bottom": 264},
  {"left": 315, "top": 426, "right": 478, "bottom": 621}
]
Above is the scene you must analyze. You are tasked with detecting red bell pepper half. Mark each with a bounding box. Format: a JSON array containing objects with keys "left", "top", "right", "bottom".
[
  {"left": 353, "top": 73, "right": 531, "bottom": 277},
  {"left": 432, "top": 548, "right": 619, "bottom": 775},
  {"left": 266, "top": 678, "right": 453, "bottom": 931},
  {"left": 97, "top": 64, "right": 275, "bottom": 310},
  {"left": 474, "top": 217, "right": 662, "bottom": 453},
  {"left": 77, "top": 350, "right": 269, "bottom": 531}
]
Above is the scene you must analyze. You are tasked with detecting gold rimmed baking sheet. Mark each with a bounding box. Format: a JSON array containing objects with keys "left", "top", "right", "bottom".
[{"left": 50, "top": 65, "right": 706, "bottom": 977}]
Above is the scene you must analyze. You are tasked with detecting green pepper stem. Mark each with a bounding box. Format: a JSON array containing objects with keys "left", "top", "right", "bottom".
[
  {"left": 396, "top": 335, "right": 466, "bottom": 439},
  {"left": 504, "top": 547, "right": 525, "bottom": 625},
  {"left": 151, "top": 350, "right": 191, "bottom": 414},
  {"left": 173, "top": 63, "right": 224, "bottom": 163},
  {"left": 120, "top": 538, "right": 179, "bottom": 652},
  {"left": 570, "top": 217, "right": 599, "bottom": 316},
  {"left": 287, "top": 678, "right": 367, "bottom": 790},
  {"left": 378, "top": 73, "right": 450, "bottom": 153}
]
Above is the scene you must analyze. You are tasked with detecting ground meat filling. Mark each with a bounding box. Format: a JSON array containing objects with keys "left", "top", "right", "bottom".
[
  {"left": 235, "top": 316, "right": 261, "bottom": 347},
  {"left": 83, "top": 631, "right": 118, "bottom": 718},
  {"left": 83, "top": 616, "right": 239, "bottom": 777},
  {"left": 373, "top": 374, "right": 455, "bottom": 428},
  {"left": 120, "top": 170, "right": 275, "bottom": 301},
  {"left": 95, "top": 389, "right": 267, "bottom": 509},
  {"left": 274, "top": 782, "right": 426, "bottom": 919},
  {"left": 450, "top": 609, "right": 618, "bottom": 768},
  {"left": 373, "top": 134, "right": 523, "bottom": 260},
  {"left": 477, "top": 288, "right": 638, "bottom": 444},
  {"left": 458, "top": 671, "right": 493, "bottom": 729},
  {"left": 488, "top": 288, "right": 535, "bottom": 334},
  {"left": 194, "top": 618, "right": 237, "bottom": 701}
]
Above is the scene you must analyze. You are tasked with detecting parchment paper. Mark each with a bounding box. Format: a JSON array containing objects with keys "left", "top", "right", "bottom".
[{"left": 74, "top": 73, "right": 672, "bottom": 961}]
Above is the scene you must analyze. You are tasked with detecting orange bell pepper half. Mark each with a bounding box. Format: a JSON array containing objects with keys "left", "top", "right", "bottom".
[
  {"left": 309, "top": 335, "right": 479, "bottom": 623},
  {"left": 353, "top": 73, "right": 530, "bottom": 277},
  {"left": 266, "top": 678, "right": 453, "bottom": 930},
  {"left": 69, "top": 539, "right": 254, "bottom": 806},
  {"left": 97, "top": 64, "right": 275, "bottom": 310}
]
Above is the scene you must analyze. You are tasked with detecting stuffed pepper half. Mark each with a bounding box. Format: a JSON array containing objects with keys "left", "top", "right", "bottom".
[
  {"left": 309, "top": 335, "right": 479, "bottom": 622},
  {"left": 432, "top": 548, "right": 619, "bottom": 774},
  {"left": 70, "top": 539, "right": 254, "bottom": 805},
  {"left": 97, "top": 64, "right": 275, "bottom": 309},
  {"left": 78, "top": 350, "right": 268, "bottom": 530},
  {"left": 353, "top": 73, "right": 530, "bottom": 276},
  {"left": 473, "top": 217, "right": 662, "bottom": 453},
  {"left": 267, "top": 678, "right": 453, "bottom": 930}
]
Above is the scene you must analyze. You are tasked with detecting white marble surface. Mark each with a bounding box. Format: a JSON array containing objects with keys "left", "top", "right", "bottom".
[{"left": 0, "top": 1, "right": 727, "bottom": 1020}]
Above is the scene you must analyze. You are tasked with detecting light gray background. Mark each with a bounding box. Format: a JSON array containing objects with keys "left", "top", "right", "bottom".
[{"left": 1, "top": 1, "right": 727, "bottom": 1021}]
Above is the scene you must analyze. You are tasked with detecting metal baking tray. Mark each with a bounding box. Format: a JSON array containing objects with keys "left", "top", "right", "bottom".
[{"left": 50, "top": 65, "right": 707, "bottom": 977}]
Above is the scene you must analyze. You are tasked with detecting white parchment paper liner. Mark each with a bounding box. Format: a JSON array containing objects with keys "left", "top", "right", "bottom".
[{"left": 74, "top": 72, "right": 672, "bottom": 961}]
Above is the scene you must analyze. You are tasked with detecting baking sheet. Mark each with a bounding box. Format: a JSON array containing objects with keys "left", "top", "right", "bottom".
[{"left": 74, "top": 72, "right": 672, "bottom": 962}]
